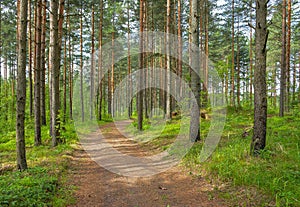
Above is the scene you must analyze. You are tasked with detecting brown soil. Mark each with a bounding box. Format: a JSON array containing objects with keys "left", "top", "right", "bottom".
[{"left": 68, "top": 121, "right": 228, "bottom": 207}]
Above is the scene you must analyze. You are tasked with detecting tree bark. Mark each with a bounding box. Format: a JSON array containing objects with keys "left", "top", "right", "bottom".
[
  {"left": 34, "top": 0, "right": 42, "bottom": 146},
  {"left": 137, "top": 0, "right": 144, "bottom": 131},
  {"left": 127, "top": 0, "right": 132, "bottom": 118},
  {"left": 231, "top": 0, "right": 235, "bottom": 107},
  {"left": 165, "top": 0, "right": 171, "bottom": 120},
  {"left": 279, "top": 0, "right": 287, "bottom": 117},
  {"left": 90, "top": 4, "right": 95, "bottom": 120},
  {"left": 249, "top": 0, "right": 253, "bottom": 107},
  {"left": 28, "top": 0, "right": 33, "bottom": 117},
  {"left": 16, "top": 0, "right": 28, "bottom": 170},
  {"left": 40, "top": 0, "right": 47, "bottom": 125},
  {"left": 80, "top": 5, "right": 84, "bottom": 122},
  {"left": 251, "top": 0, "right": 268, "bottom": 155},
  {"left": 189, "top": 0, "right": 200, "bottom": 142},
  {"left": 98, "top": 0, "right": 103, "bottom": 121},
  {"left": 286, "top": 0, "right": 291, "bottom": 111},
  {"left": 50, "top": 0, "right": 61, "bottom": 146}
]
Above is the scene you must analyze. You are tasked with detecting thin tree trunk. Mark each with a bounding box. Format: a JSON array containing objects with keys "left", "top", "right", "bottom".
[
  {"left": 203, "top": 0, "right": 209, "bottom": 107},
  {"left": 34, "top": 0, "right": 42, "bottom": 146},
  {"left": 40, "top": 0, "right": 46, "bottom": 125},
  {"left": 67, "top": 0, "right": 72, "bottom": 120},
  {"left": 90, "top": 4, "right": 95, "bottom": 120},
  {"left": 166, "top": 0, "right": 171, "bottom": 120},
  {"left": 177, "top": 0, "right": 182, "bottom": 97},
  {"left": 286, "top": 0, "right": 291, "bottom": 111},
  {"left": 80, "top": 5, "right": 84, "bottom": 122},
  {"left": 111, "top": 17, "right": 115, "bottom": 117},
  {"left": 98, "top": 0, "right": 103, "bottom": 121},
  {"left": 249, "top": 0, "right": 253, "bottom": 107},
  {"left": 251, "top": 0, "right": 268, "bottom": 155},
  {"left": 63, "top": 29, "right": 67, "bottom": 122},
  {"left": 279, "top": 0, "right": 287, "bottom": 117},
  {"left": 231, "top": 0, "right": 235, "bottom": 107},
  {"left": 292, "top": 57, "right": 296, "bottom": 102},
  {"left": 28, "top": 0, "right": 33, "bottom": 117},
  {"left": 237, "top": 14, "right": 240, "bottom": 107},
  {"left": 127, "top": 0, "right": 132, "bottom": 118},
  {"left": 16, "top": 0, "right": 28, "bottom": 170},
  {"left": 272, "top": 64, "right": 277, "bottom": 108},
  {"left": 137, "top": 0, "right": 144, "bottom": 131}
]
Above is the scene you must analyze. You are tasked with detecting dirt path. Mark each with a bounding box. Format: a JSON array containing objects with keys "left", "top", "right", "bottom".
[{"left": 68, "top": 121, "right": 228, "bottom": 207}]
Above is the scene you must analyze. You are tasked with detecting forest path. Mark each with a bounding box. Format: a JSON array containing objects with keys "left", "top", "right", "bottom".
[{"left": 68, "top": 121, "right": 228, "bottom": 207}]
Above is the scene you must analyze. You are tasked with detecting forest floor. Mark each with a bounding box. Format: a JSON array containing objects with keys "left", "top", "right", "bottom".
[{"left": 67, "top": 121, "right": 228, "bottom": 207}]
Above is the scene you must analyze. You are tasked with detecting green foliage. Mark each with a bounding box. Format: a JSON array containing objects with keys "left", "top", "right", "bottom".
[
  {"left": 184, "top": 110, "right": 300, "bottom": 206},
  {"left": 0, "top": 121, "right": 78, "bottom": 207},
  {"left": 0, "top": 167, "right": 60, "bottom": 207}
]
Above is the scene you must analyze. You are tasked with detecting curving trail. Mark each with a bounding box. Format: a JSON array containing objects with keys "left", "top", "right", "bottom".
[{"left": 68, "top": 121, "right": 228, "bottom": 207}]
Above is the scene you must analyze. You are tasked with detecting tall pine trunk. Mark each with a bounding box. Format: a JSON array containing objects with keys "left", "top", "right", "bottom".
[
  {"left": 137, "top": 0, "right": 144, "bottom": 131},
  {"left": 34, "top": 0, "right": 42, "bottom": 146},
  {"left": 251, "top": 0, "right": 268, "bottom": 155},
  {"left": 90, "top": 4, "right": 95, "bottom": 120},
  {"left": 189, "top": 0, "right": 200, "bottom": 142},
  {"left": 40, "top": 0, "right": 47, "bottom": 125},
  {"left": 98, "top": 0, "right": 103, "bottom": 121},
  {"left": 231, "top": 0, "right": 235, "bottom": 107},
  {"left": 16, "top": 0, "right": 28, "bottom": 170},
  {"left": 50, "top": 0, "right": 61, "bottom": 146}
]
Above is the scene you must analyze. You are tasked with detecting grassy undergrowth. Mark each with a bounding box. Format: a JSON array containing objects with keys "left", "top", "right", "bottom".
[
  {"left": 0, "top": 118, "right": 113, "bottom": 207},
  {"left": 0, "top": 121, "right": 79, "bottom": 207},
  {"left": 129, "top": 108, "right": 300, "bottom": 206}
]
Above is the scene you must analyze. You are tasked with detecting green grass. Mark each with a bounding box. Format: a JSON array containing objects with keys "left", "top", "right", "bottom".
[
  {"left": 0, "top": 118, "right": 113, "bottom": 206},
  {"left": 129, "top": 108, "right": 300, "bottom": 206},
  {"left": 186, "top": 109, "right": 300, "bottom": 206},
  {"left": 0, "top": 121, "right": 79, "bottom": 207}
]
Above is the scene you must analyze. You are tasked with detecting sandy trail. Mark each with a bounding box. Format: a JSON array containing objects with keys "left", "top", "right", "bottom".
[{"left": 68, "top": 121, "right": 227, "bottom": 207}]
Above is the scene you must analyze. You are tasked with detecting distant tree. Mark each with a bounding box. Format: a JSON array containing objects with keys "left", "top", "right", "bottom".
[{"left": 251, "top": 0, "right": 269, "bottom": 155}]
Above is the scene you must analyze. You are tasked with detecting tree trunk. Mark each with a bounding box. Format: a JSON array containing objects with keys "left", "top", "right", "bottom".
[
  {"left": 251, "top": 0, "right": 268, "bottom": 155},
  {"left": 28, "top": 0, "right": 33, "bottom": 117},
  {"left": 34, "top": 0, "right": 42, "bottom": 146},
  {"left": 189, "top": 0, "right": 200, "bottom": 142},
  {"left": 50, "top": 0, "right": 61, "bottom": 146},
  {"left": 90, "top": 4, "right": 95, "bottom": 120},
  {"left": 127, "top": 0, "right": 132, "bottom": 118},
  {"left": 203, "top": 0, "right": 209, "bottom": 107},
  {"left": 98, "top": 0, "right": 103, "bottom": 121},
  {"left": 177, "top": 0, "right": 182, "bottom": 98},
  {"left": 279, "top": 0, "right": 286, "bottom": 117},
  {"left": 16, "top": 0, "right": 28, "bottom": 171},
  {"left": 249, "top": 0, "right": 253, "bottom": 107},
  {"left": 67, "top": 0, "right": 72, "bottom": 120},
  {"left": 237, "top": 14, "right": 240, "bottom": 107},
  {"left": 286, "top": 0, "right": 291, "bottom": 111},
  {"left": 137, "top": 0, "right": 144, "bottom": 131},
  {"left": 231, "top": 0, "right": 235, "bottom": 107},
  {"left": 63, "top": 27, "right": 67, "bottom": 122},
  {"left": 40, "top": 0, "right": 46, "bottom": 125},
  {"left": 272, "top": 64, "right": 277, "bottom": 108},
  {"left": 80, "top": 5, "right": 84, "bottom": 122}
]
